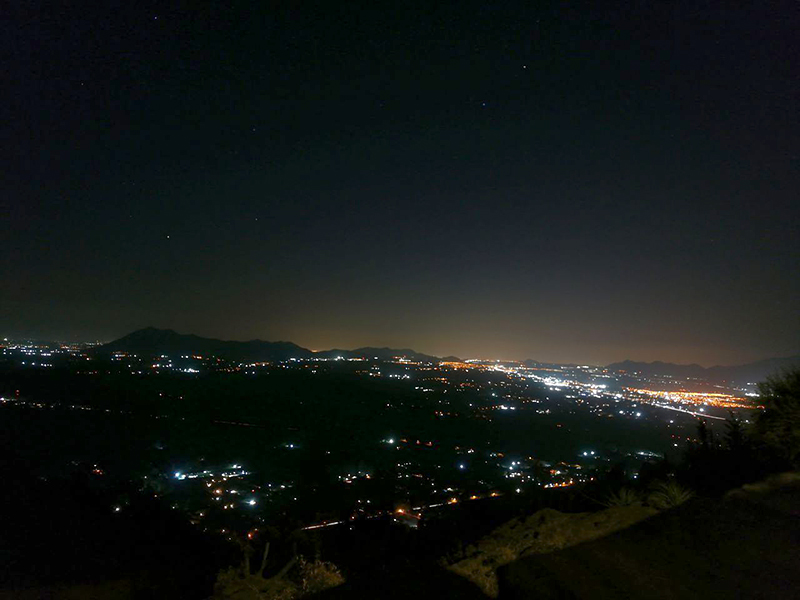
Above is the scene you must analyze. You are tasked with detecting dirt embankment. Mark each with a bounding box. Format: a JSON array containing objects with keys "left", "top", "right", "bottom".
[{"left": 448, "top": 504, "right": 657, "bottom": 597}]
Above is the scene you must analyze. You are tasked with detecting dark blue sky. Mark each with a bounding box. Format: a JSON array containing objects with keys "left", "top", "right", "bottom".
[{"left": 2, "top": 1, "right": 798, "bottom": 365}]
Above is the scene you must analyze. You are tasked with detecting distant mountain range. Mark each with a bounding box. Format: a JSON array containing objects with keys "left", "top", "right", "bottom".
[
  {"left": 314, "top": 347, "right": 453, "bottom": 362},
  {"left": 96, "top": 328, "right": 797, "bottom": 383},
  {"left": 95, "top": 327, "right": 452, "bottom": 363},
  {"left": 606, "top": 356, "right": 800, "bottom": 385}
]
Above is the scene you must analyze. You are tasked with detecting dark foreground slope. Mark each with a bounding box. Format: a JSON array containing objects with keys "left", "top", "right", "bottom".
[
  {"left": 498, "top": 474, "right": 800, "bottom": 600},
  {"left": 311, "top": 474, "right": 800, "bottom": 600}
]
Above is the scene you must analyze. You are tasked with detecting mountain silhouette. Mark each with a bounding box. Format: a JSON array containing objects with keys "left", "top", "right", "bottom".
[
  {"left": 314, "top": 346, "right": 442, "bottom": 362},
  {"left": 607, "top": 356, "right": 800, "bottom": 384},
  {"left": 95, "top": 328, "right": 448, "bottom": 363}
]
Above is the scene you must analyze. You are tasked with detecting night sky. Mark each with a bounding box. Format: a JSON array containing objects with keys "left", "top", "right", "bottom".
[{"left": 3, "top": 1, "right": 798, "bottom": 365}]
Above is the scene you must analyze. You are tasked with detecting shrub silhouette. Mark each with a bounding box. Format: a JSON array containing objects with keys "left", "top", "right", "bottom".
[
  {"left": 603, "top": 487, "right": 643, "bottom": 507},
  {"left": 648, "top": 480, "right": 694, "bottom": 510},
  {"left": 297, "top": 557, "right": 345, "bottom": 595},
  {"left": 752, "top": 368, "right": 800, "bottom": 467}
]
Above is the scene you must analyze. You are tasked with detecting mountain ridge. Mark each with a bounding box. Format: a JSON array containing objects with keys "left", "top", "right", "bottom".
[
  {"left": 607, "top": 355, "right": 800, "bottom": 384},
  {"left": 95, "top": 327, "right": 450, "bottom": 363},
  {"left": 95, "top": 328, "right": 797, "bottom": 380}
]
